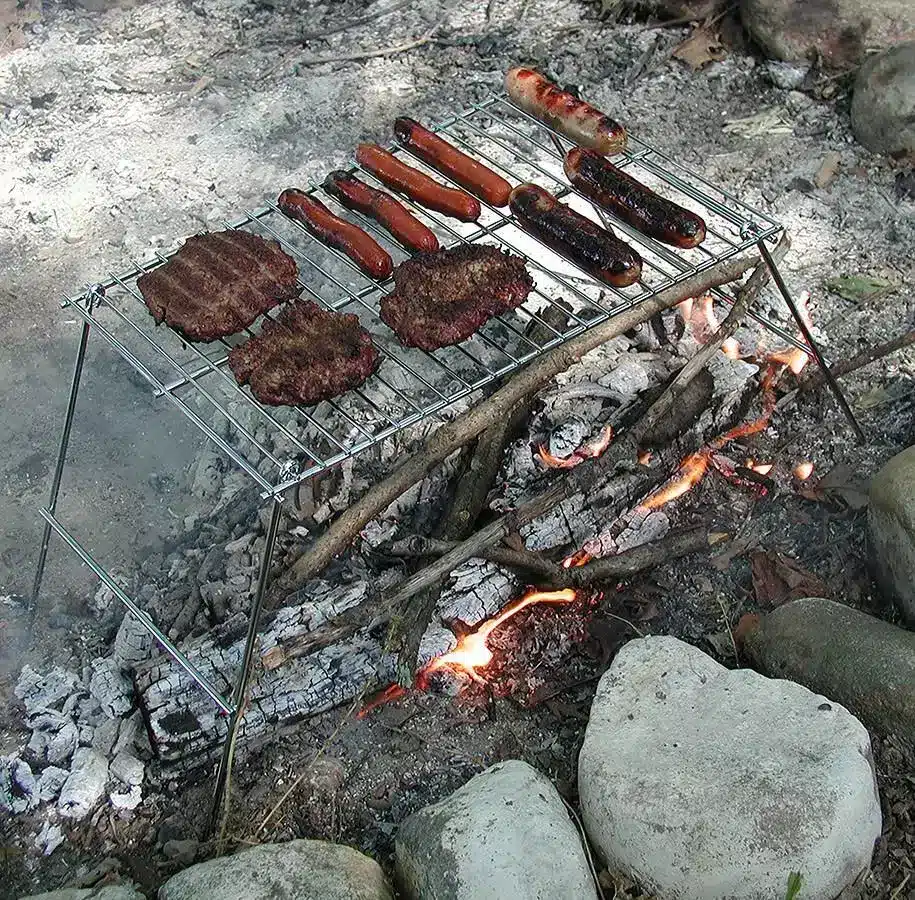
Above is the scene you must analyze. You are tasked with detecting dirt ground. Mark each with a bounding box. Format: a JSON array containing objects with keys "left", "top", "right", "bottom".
[{"left": 1, "top": 0, "right": 914, "bottom": 897}]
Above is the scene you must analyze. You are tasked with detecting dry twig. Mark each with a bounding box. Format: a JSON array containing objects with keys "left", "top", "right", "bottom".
[{"left": 295, "top": 21, "right": 437, "bottom": 67}]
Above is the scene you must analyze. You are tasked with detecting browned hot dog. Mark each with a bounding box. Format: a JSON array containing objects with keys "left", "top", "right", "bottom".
[
  {"left": 509, "top": 183, "right": 641, "bottom": 287},
  {"left": 505, "top": 67, "right": 627, "bottom": 156},
  {"left": 323, "top": 171, "right": 440, "bottom": 255},
  {"left": 277, "top": 188, "right": 393, "bottom": 280},
  {"left": 355, "top": 143, "right": 481, "bottom": 223},
  {"left": 393, "top": 117, "right": 513, "bottom": 208},
  {"left": 564, "top": 148, "right": 706, "bottom": 249}
]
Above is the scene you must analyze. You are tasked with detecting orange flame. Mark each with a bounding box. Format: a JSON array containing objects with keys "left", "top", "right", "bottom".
[
  {"left": 358, "top": 683, "right": 409, "bottom": 718},
  {"left": 745, "top": 460, "right": 773, "bottom": 475},
  {"left": 768, "top": 347, "right": 809, "bottom": 375},
  {"left": 562, "top": 549, "right": 592, "bottom": 568},
  {"left": 639, "top": 451, "right": 710, "bottom": 511},
  {"left": 722, "top": 337, "right": 741, "bottom": 359},
  {"left": 420, "top": 589, "right": 577, "bottom": 685},
  {"left": 537, "top": 425, "right": 614, "bottom": 470},
  {"left": 794, "top": 461, "right": 814, "bottom": 480}
]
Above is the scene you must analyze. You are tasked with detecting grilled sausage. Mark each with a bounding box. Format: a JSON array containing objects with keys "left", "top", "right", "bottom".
[
  {"left": 323, "top": 171, "right": 440, "bottom": 255},
  {"left": 394, "top": 117, "right": 513, "bottom": 208},
  {"left": 564, "top": 148, "right": 706, "bottom": 249},
  {"left": 355, "top": 143, "right": 481, "bottom": 223},
  {"left": 505, "top": 66, "right": 627, "bottom": 156},
  {"left": 277, "top": 188, "right": 393, "bottom": 280},
  {"left": 509, "top": 183, "right": 641, "bottom": 287}
]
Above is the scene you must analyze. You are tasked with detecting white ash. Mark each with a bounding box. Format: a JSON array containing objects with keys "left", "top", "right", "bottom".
[
  {"left": 545, "top": 420, "right": 592, "bottom": 459},
  {"left": 583, "top": 509, "right": 672, "bottom": 560},
  {"left": 601, "top": 355, "right": 653, "bottom": 397},
  {"left": 435, "top": 559, "right": 519, "bottom": 627},
  {"left": 36, "top": 766, "right": 69, "bottom": 803},
  {"left": 1, "top": 755, "right": 38, "bottom": 814},
  {"left": 112, "top": 612, "right": 154, "bottom": 670},
  {"left": 417, "top": 625, "right": 458, "bottom": 667},
  {"left": 15, "top": 665, "right": 79, "bottom": 715},
  {"left": 88, "top": 657, "right": 134, "bottom": 718},
  {"left": 91, "top": 716, "right": 121, "bottom": 758},
  {"left": 35, "top": 821, "right": 65, "bottom": 857},
  {"left": 58, "top": 747, "right": 108, "bottom": 821},
  {"left": 27, "top": 711, "right": 79, "bottom": 766},
  {"left": 522, "top": 492, "right": 601, "bottom": 553}
]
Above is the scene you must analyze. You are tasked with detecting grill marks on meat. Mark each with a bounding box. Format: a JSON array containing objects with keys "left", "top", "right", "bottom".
[
  {"left": 228, "top": 300, "right": 380, "bottom": 406},
  {"left": 380, "top": 244, "right": 534, "bottom": 351},
  {"left": 137, "top": 230, "right": 300, "bottom": 342}
]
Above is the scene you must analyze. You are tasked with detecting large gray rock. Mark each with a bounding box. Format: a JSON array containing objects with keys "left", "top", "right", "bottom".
[
  {"left": 741, "top": 598, "right": 915, "bottom": 744},
  {"left": 157, "top": 839, "right": 393, "bottom": 900},
  {"left": 19, "top": 887, "right": 144, "bottom": 900},
  {"left": 740, "top": 0, "right": 915, "bottom": 67},
  {"left": 869, "top": 444, "right": 915, "bottom": 619},
  {"left": 579, "top": 636, "right": 881, "bottom": 900},
  {"left": 852, "top": 42, "right": 915, "bottom": 155},
  {"left": 396, "top": 760, "right": 597, "bottom": 900}
]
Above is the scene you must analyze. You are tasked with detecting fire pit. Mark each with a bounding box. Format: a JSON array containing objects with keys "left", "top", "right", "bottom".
[{"left": 30, "top": 83, "right": 838, "bottom": 831}]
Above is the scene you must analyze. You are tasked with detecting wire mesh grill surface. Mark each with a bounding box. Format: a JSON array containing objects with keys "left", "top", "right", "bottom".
[{"left": 65, "top": 93, "right": 786, "bottom": 497}]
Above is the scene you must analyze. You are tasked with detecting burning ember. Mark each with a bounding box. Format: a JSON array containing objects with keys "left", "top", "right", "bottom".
[
  {"left": 721, "top": 337, "right": 741, "bottom": 359},
  {"left": 639, "top": 451, "right": 710, "bottom": 511},
  {"left": 794, "top": 461, "right": 814, "bottom": 480},
  {"left": 359, "top": 588, "right": 579, "bottom": 716},
  {"left": 537, "top": 424, "right": 614, "bottom": 470},
  {"left": 745, "top": 460, "right": 774, "bottom": 475}
]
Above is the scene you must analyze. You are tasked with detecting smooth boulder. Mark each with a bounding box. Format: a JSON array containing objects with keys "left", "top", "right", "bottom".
[
  {"left": 869, "top": 443, "right": 915, "bottom": 619},
  {"left": 852, "top": 41, "right": 915, "bottom": 155},
  {"left": 740, "top": 0, "right": 915, "bottom": 67},
  {"left": 157, "top": 840, "right": 393, "bottom": 900},
  {"left": 579, "top": 636, "right": 881, "bottom": 900},
  {"left": 19, "top": 888, "right": 144, "bottom": 900},
  {"left": 396, "top": 759, "right": 596, "bottom": 900},
  {"left": 741, "top": 598, "right": 915, "bottom": 744}
]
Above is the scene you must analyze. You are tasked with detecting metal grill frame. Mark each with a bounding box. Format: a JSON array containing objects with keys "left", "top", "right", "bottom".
[{"left": 32, "top": 89, "right": 832, "bottom": 826}]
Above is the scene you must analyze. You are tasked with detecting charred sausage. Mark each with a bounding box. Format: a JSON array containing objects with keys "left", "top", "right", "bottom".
[
  {"left": 509, "top": 183, "right": 641, "bottom": 287},
  {"left": 355, "top": 143, "right": 481, "bottom": 223},
  {"left": 505, "top": 66, "right": 627, "bottom": 156},
  {"left": 323, "top": 171, "right": 440, "bottom": 255},
  {"left": 564, "top": 148, "right": 706, "bottom": 248},
  {"left": 393, "top": 117, "right": 513, "bottom": 208},
  {"left": 277, "top": 188, "right": 393, "bottom": 280}
]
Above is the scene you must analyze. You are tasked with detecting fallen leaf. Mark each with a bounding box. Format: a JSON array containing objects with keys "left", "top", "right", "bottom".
[
  {"left": 672, "top": 24, "right": 726, "bottom": 71},
  {"left": 813, "top": 151, "right": 841, "bottom": 189},
  {"left": 825, "top": 273, "right": 897, "bottom": 303},
  {"left": 750, "top": 550, "right": 829, "bottom": 607},
  {"left": 797, "top": 463, "right": 869, "bottom": 510},
  {"left": 709, "top": 533, "right": 757, "bottom": 570},
  {"left": 723, "top": 108, "right": 793, "bottom": 138}
]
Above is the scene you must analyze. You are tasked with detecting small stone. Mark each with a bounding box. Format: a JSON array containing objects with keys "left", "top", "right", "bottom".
[
  {"left": 158, "top": 839, "right": 393, "bottom": 900},
  {"left": 58, "top": 747, "right": 108, "bottom": 820},
  {"left": 868, "top": 445, "right": 915, "bottom": 622},
  {"left": 741, "top": 598, "right": 915, "bottom": 744},
  {"left": 763, "top": 60, "right": 810, "bottom": 89},
  {"left": 89, "top": 657, "right": 134, "bottom": 718},
  {"left": 851, "top": 41, "right": 915, "bottom": 156},
  {"left": 578, "top": 636, "right": 882, "bottom": 900},
  {"left": 163, "top": 838, "right": 199, "bottom": 866},
  {"left": 37, "top": 765, "right": 70, "bottom": 802},
  {"left": 396, "top": 759, "right": 597, "bottom": 900}
]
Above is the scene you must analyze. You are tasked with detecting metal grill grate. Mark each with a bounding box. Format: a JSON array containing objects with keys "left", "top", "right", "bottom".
[{"left": 62, "top": 93, "right": 789, "bottom": 498}]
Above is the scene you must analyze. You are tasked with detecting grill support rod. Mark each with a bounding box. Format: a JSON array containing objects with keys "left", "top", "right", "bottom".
[
  {"left": 755, "top": 239, "right": 866, "bottom": 444},
  {"left": 209, "top": 494, "right": 284, "bottom": 833},
  {"left": 32, "top": 294, "right": 96, "bottom": 607}
]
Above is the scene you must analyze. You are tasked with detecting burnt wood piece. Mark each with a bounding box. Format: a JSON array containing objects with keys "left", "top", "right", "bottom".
[
  {"left": 228, "top": 300, "right": 380, "bottom": 407},
  {"left": 380, "top": 244, "right": 534, "bottom": 350},
  {"left": 137, "top": 230, "right": 300, "bottom": 342}
]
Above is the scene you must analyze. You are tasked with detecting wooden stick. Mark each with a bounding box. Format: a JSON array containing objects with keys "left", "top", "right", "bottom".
[
  {"left": 390, "top": 527, "right": 726, "bottom": 587},
  {"left": 295, "top": 21, "right": 438, "bottom": 67},
  {"left": 271, "top": 253, "right": 759, "bottom": 600},
  {"left": 800, "top": 326, "right": 915, "bottom": 390}
]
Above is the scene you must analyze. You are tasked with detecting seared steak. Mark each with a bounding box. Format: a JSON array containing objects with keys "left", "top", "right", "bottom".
[
  {"left": 137, "top": 230, "right": 300, "bottom": 342},
  {"left": 380, "top": 244, "right": 534, "bottom": 351},
  {"left": 228, "top": 300, "right": 380, "bottom": 406}
]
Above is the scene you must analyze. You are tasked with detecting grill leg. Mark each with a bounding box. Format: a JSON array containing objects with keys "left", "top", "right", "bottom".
[
  {"left": 209, "top": 495, "right": 283, "bottom": 834},
  {"left": 755, "top": 239, "right": 865, "bottom": 444},
  {"left": 32, "top": 316, "right": 93, "bottom": 605}
]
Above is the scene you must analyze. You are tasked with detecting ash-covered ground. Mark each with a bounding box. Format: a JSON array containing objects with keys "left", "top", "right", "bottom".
[{"left": 1, "top": 0, "right": 914, "bottom": 897}]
